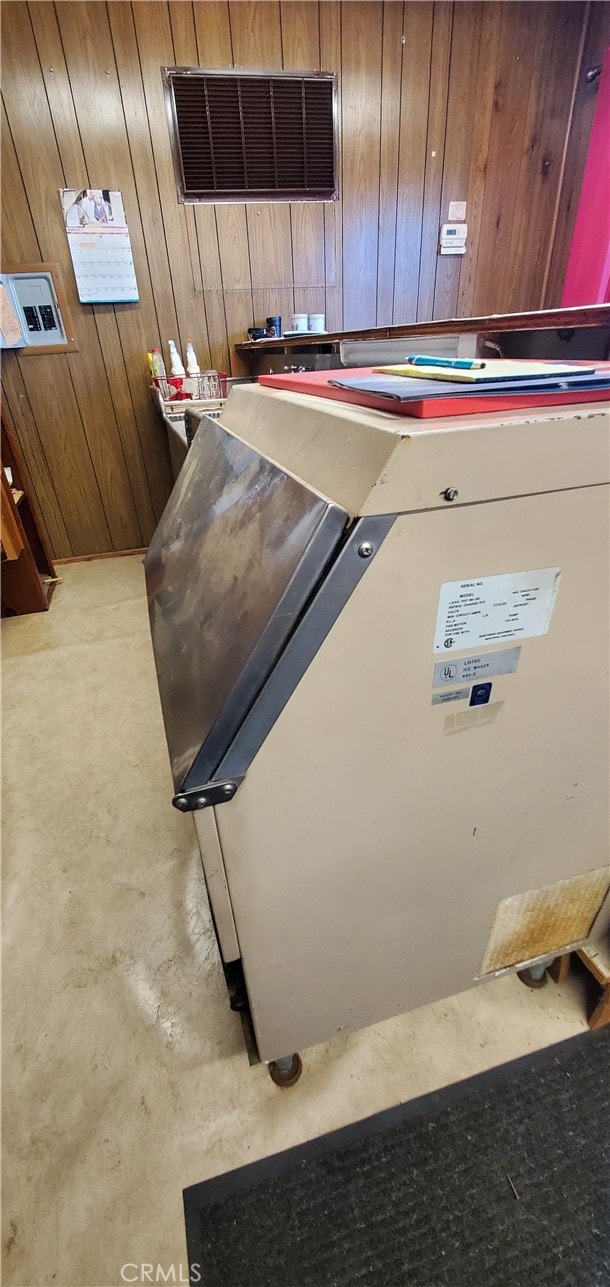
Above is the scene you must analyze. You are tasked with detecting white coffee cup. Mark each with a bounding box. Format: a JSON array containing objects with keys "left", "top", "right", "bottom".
[
  {"left": 308, "top": 313, "right": 326, "bottom": 333},
  {"left": 290, "top": 313, "right": 308, "bottom": 332}
]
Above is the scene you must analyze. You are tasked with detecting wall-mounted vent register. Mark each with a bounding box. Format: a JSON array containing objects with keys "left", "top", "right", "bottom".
[{"left": 163, "top": 67, "right": 337, "bottom": 204}]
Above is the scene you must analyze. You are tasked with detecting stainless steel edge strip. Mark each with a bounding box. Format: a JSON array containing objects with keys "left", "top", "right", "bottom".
[
  {"left": 181, "top": 501, "right": 349, "bottom": 793},
  {"left": 215, "top": 515, "right": 397, "bottom": 785}
]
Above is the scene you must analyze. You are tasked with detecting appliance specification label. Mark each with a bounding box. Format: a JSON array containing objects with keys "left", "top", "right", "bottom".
[
  {"left": 431, "top": 688, "right": 470, "bottom": 705},
  {"left": 433, "top": 568, "right": 561, "bottom": 653},
  {"left": 433, "top": 646, "right": 521, "bottom": 687}
]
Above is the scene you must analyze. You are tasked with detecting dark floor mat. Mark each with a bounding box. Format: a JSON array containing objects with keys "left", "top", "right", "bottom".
[{"left": 184, "top": 1027, "right": 610, "bottom": 1287}]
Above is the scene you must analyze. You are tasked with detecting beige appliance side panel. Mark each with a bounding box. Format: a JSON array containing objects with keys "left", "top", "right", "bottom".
[
  {"left": 221, "top": 385, "right": 609, "bottom": 516},
  {"left": 361, "top": 406, "right": 610, "bottom": 515},
  {"left": 193, "top": 810, "right": 240, "bottom": 964},
  {"left": 216, "top": 485, "right": 609, "bottom": 1061}
]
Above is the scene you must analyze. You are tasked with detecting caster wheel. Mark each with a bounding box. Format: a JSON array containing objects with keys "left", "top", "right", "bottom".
[
  {"left": 517, "top": 967, "right": 548, "bottom": 989},
  {"left": 268, "top": 1054, "right": 303, "bottom": 1088}
]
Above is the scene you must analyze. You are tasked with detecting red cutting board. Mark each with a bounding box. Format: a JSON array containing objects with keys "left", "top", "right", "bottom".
[{"left": 258, "top": 367, "right": 610, "bottom": 418}]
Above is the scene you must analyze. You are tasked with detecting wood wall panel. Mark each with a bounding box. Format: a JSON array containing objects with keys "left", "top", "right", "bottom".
[
  {"left": 1, "top": 1, "right": 602, "bottom": 557},
  {"left": 229, "top": 0, "right": 283, "bottom": 66},
  {"left": 1, "top": 104, "right": 41, "bottom": 264},
  {"left": 341, "top": 2, "right": 383, "bottom": 328},
  {"left": 376, "top": 0, "right": 404, "bottom": 326},
  {"left": 392, "top": 3, "right": 434, "bottom": 323},
  {"left": 247, "top": 205, "right": 295, "bottom": 290},
  {"left": 49, "top": 1, "right": 156, "bottom": 540},
  {"left": 16, "top": 355, "right": 113, "bottom": 555},
  {"left": 432, "top": 2, "right": 483, "bottom": 320},
  {"left": 416, "top": 2, "right": 453, "bottom": 323},
  {"left": 455, "top": 2, "right": 503, "bottom": 316},
  {"left": 280, "top": 1, "right": 321, "bottom": 69},
  {"left": 1, "top": 358, "right": 71, "bottom": 558},
  {"left": 104, "top": 0, "right": 185, "bottom": 518},
  {"left": 283, "top": 0, "right": 326, "bottom": 315},
  {"left": 1, "top": 3, "right": 122, "bottom": 553},
  {"left": 470, "top": 1, "right": 543, "bottom": 316},
  {"left": 193, "top": 1, "right": 233, "bottom": 66},
  {"left": 320, "top": 0, "right": 343, "bottom": 332}
]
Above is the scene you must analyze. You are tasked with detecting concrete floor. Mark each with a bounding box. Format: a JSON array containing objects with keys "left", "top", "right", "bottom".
[{"left": 2, "top": 556, "right": 590, "bottom": 1287}]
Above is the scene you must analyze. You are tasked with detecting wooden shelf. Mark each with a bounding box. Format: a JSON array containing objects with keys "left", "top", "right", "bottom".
[{"left": 235, "top": 303, "right": 610, "bottom": 354}]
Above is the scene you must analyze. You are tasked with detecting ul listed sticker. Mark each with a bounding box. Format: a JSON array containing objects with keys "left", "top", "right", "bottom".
[{"left": 433, "top": 647, "right": 520, "bottom": 687}]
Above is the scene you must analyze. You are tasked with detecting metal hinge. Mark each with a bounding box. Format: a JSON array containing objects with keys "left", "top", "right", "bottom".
[{"left": 172, "top": 777, "right": 243, "bottom": 812}]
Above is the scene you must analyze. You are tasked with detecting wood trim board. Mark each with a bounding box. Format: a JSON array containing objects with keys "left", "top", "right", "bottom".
[{"left": 235, "top": 303, "right": 610, "bottom": 353}]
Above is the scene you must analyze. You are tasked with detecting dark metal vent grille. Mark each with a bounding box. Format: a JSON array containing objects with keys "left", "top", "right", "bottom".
[{"left": 165, "top": 70, "right": 337, "bottom": 203}]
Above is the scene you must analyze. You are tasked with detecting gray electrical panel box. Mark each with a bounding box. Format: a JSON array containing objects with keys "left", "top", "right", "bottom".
[{"left": 0, "top": 270, "right": 68, "bottom": 349}]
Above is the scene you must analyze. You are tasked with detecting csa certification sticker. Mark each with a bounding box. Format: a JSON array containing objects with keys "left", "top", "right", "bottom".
[{"left": 433, "top": 568, "right": 561, "bottom": 653}]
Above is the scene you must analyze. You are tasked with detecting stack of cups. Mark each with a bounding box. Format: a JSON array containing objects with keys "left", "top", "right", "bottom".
[
  {"left": 308, "top": 314, "right": 326, "bottom": 333},
  {"left": 290, "top": 312, "right": 326, "bottom": 333},
  {"left": 290, "top": 313, "right": 308, "bottom": 332}
]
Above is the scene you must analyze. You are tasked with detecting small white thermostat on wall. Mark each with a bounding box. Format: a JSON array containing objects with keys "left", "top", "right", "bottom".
[{"left": 439, "top": 222, "right": 467, "bottom": 256}]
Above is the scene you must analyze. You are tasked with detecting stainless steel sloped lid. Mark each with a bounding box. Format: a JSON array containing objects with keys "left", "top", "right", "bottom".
[{"left": 144, "top": 416, "right": 348, "bottom": 795}]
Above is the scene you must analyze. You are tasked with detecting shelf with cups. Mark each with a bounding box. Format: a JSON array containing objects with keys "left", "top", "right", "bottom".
[
  {"left": 234, "top": 304, "right": 610, "bottom": 378},
  {"left": 247, "top": 312, "right": 327, "bottom": 343}
]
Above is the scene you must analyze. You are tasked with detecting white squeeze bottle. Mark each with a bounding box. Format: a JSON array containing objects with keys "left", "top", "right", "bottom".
[
  {"left": 167, "top": 339, "right": 185, "bottom": 376},
  {"left": 185, "top": 339, "right": 200, "bottom": 396},
  {"left": 186, "top": 339, "right": 200, "bottom": 374}
]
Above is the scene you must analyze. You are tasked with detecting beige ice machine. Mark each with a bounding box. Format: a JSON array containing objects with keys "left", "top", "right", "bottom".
[{"left": 144, "top": 386, "right": 610, "bottom": 1075}]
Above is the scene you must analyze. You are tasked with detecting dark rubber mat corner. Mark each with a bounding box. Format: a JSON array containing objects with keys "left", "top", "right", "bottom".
[{"left": 184, "top": 1027, "right": 610, "bottom": 1287}]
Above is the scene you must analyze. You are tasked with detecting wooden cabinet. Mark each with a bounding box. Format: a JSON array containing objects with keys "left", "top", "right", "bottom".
[{"left": 1, "top": 406, "right": 57, "bottom": 615}]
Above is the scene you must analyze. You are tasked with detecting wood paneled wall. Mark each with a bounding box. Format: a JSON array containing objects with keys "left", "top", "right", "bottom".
[{"left": 1, "top": 1, "right": 606, "bottom": 557}]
